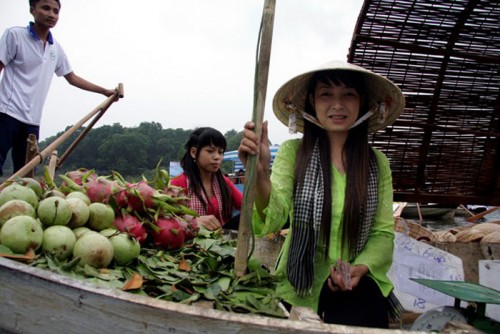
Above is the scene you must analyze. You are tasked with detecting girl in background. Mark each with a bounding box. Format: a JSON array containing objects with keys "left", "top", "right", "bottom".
[{"left": 171, "top": 127, "right": 242, "bottom": 230}]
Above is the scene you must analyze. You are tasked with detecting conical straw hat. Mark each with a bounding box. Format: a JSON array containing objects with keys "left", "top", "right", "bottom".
[{"left": 272, "top": 60, "right": 405, "bottom": 133}]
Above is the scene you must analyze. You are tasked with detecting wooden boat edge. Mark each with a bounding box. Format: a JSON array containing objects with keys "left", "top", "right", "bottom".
[{"left": 0, "top": 258, "right": 421, "bottom": 334}]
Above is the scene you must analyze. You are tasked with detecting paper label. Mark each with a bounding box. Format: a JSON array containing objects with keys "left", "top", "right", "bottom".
[{"left": 388, "top": 232, "right": 465, "bottom": 312}]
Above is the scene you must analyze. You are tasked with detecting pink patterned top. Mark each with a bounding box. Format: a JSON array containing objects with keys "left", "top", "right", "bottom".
[{"left": 170, "top": 173, "right": 243, "bottom": 225}]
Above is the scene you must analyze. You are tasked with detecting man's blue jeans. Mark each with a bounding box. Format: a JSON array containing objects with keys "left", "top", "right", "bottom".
[{"left": 0, "top": 113, "right": 39, "bottom": 177}]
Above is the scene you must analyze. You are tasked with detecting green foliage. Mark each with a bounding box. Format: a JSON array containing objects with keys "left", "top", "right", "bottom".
[
  {"left": 30, "top": 230, "right": 287, "bottom": 318},
  {"left": 37, "top": 122, "right": 245, "bottom": 179},
  {"left": 225, "top": 130, "right": 243, "bottom": 151}
]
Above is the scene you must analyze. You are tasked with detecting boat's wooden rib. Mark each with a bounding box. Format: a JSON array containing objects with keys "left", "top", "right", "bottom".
[{"left": 0, "top": 258, "right": 420, "bottom": 334}]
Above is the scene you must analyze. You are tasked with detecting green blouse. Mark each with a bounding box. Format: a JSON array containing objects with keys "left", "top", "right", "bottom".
[{"left": 252, "top": 139, "right": 395, "bottom": 312}]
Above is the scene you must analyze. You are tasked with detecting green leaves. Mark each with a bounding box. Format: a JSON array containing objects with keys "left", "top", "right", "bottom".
[
  {"left": 28, "top": 231, "right": 287, "bottom": 318},
  {"left": 0, "top": 245, "right": 14, "bottom": 254}
]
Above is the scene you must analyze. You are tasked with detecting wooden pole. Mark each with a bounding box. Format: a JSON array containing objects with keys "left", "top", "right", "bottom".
[
  {"left": 416, "top": 202, "right": 423, "bottom": 224},
  {"left": 59, "top": 83, "right": 124, "bottom": 167},
  {"left": 235, "top": 0, "right": 276, "bottom": 277},
  {"left": 466, "top": 206, "right": 500, "bottom": 223},
  {"left": 0, "top": 84, "right": 123, "bottom": 191},
  {"left": 393, "top": 202, "right": 407, "bottom": 218},
  {"left": 459, "top": 204, "right": 474, "bottom": 217},
  {"left": 47, "top": 150, "right": 59, "bottom": 181},
  {"left": 24, "top": 134, "right": 38, "bottom": 178},
  {"left": 57, "top": 109, "right": 106, "bottom": 167}
]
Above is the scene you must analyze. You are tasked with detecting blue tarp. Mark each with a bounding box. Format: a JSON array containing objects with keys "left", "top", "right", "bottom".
[
  {"left": 169, "top": 161, "right": 183, "bottom": 177},
  {"left": 223, "top": 145, "right": 280, "bottom": 172}
]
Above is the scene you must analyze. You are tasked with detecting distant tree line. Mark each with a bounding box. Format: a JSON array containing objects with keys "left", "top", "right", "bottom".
[{"left": 2, "top": 122, "right": 244, "bottom": 181}]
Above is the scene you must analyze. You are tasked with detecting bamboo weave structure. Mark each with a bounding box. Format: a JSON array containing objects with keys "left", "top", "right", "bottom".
[{"left": 348, "top": 0, "right": 500, "bottom": 205}]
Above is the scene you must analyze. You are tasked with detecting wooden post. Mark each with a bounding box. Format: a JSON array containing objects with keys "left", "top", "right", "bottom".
[
  {"left": 235, "top": 0, "right": 276, "bottom": 277},
  {"left": 24, "top": 134, "right": 38, "bottom": 178},
  {"left": 416, "top": 202, "right": 423, "bottom": 224}
]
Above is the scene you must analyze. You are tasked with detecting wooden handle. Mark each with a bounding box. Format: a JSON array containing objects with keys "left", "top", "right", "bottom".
[{"left": 117, "top": 83, "right": 124, "bottom": 98}]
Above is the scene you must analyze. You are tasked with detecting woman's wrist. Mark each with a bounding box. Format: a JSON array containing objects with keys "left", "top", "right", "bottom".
[{"left": 353, "top": 264, "right": 369, "bottom": 277}]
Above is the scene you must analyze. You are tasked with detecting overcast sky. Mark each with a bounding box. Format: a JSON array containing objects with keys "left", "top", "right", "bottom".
[{"left": 0, "top": 0, "right": 364, "bottom": 145}]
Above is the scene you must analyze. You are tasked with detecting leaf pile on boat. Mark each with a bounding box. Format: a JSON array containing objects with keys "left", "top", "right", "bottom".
[
  {"left": 28, "top": 229, "right": 286, "bottom": 318},
  {"left": 0, "top": 167, "right": 287, "bottom": 318}
]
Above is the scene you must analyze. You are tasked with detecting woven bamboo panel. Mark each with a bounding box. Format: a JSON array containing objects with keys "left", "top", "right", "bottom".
[{"left": 348, "top": 0, "right": 500, "bottom": 205}]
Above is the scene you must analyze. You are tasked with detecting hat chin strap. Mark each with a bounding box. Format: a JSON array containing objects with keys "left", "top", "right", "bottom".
[
  {"left": 300, "top": 110, "right": 373, "bottom": 131},
  {"left": 348, "top": 111, "right": 373, "bottom": 130},
  {"left": 301, "top": 111, "right": 325, "bottom": 129},
  {"left": 286, "top": 99, "right": 373, "bottom": 131}
]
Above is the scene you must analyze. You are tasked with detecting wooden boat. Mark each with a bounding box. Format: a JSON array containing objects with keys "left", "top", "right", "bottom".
[
  {"left": 0, "top": 105, "right": 414, "bottom": 333},
  {"left": 0, "top": 257, "right": 414, "bottom": 334},
  {"left": 400, "top": 203, "right": 457, "bottom": 219},
  {"left": 1, "top": 0, "right": 498, "bottom": 332}
]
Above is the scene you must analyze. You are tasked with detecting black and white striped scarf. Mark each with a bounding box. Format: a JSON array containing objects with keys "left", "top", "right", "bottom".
[
  {"left": 286, "top": 142, "right": 325, "bottom": 296},
  {"left": 286, "top": 141, "right": 378, "bottom": 295}
]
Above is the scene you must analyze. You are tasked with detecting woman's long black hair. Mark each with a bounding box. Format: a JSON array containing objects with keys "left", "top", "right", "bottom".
[
  {"left": 180, "top": 127, "right": 233, "bottom": 222},
  {"left": 294, "top": 70, "right": 373, "bottom": 259}
]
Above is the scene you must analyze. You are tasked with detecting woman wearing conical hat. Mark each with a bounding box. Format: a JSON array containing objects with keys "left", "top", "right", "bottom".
[{"left": 238, "top": 61, "right": 405, "bottom": 328}]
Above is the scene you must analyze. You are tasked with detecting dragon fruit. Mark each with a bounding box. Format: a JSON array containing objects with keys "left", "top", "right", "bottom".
[
  {"left": 113, "top": 210, "right": 148, "bottom": 244},
  {"left": 152, "top": 216, "right": 185, "bottom": 250}
]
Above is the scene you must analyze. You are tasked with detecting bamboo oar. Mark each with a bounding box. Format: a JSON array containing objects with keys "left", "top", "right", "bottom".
[
  {"left": 57, "top": 106, "right": 108, "bottom": 167},
  {"left": 235, "top": 0, "right": 276, "bottom": 277},
  {"left": 57, "top": 81, "right": 125, "bottom": 168},
  {"left": 0, "top": 83, "right": 124, "bottom": 191}
]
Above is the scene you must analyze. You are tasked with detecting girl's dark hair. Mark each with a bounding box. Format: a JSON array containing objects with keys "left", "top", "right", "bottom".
[
  {"left": 30, "top": 0, "right": 61, "bottom": 8},
  {"left": 180, "top": 127, "right": 233, "bottom": 221},
  {"left": 294, "top": 70, "right": 372, "bottom": 259}
]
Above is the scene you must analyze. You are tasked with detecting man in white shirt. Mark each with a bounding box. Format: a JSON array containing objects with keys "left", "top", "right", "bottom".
[{"left": 0, "top": 0, "right": 116, "bottom": 176}]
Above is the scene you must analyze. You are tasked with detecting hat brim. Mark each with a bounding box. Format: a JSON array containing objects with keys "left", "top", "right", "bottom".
[{"left": 272, "top": 61, "right": 405, "bottom": 133}]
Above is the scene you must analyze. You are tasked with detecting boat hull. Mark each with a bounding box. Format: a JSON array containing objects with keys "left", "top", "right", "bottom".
[
  {"left": 0, "top": 258, "right": 412, "bottom": 334},
  {"left": 401, "top": 204, "right": 456, "bottom": 219}
]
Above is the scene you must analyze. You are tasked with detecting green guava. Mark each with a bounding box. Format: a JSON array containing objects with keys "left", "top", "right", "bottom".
[
  {"left": 0, "top": 183, "right": 39, "bottom": 209},
  {"left": 87, "top": 203, "right": 115, "bottom": 231},
  {"left": 42, "top": 225, "right": 76, "bottom": 260},
  {"left": 0, "top": 215, "right": 43, "bottom": 254},
  {"left": 37, "top": 197, "right": 72, "bottom": 226},
  {"left": 0, "top": 199, "right": 36, "bottom": 227},
  {"left": 109, "top": 233, "right": 141, "bottom": 265},
  {"left": 72, "top": 226, "right": 93, "bottom": 239},
  {"left": 66, "top": 197, "right": 90, "bottom": 228},
  {"left": 66, "top": 191, "right": 91, "bottom": 205},
  {"left": 73, "top": 233, "right": 113, "bottom": 268}
]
